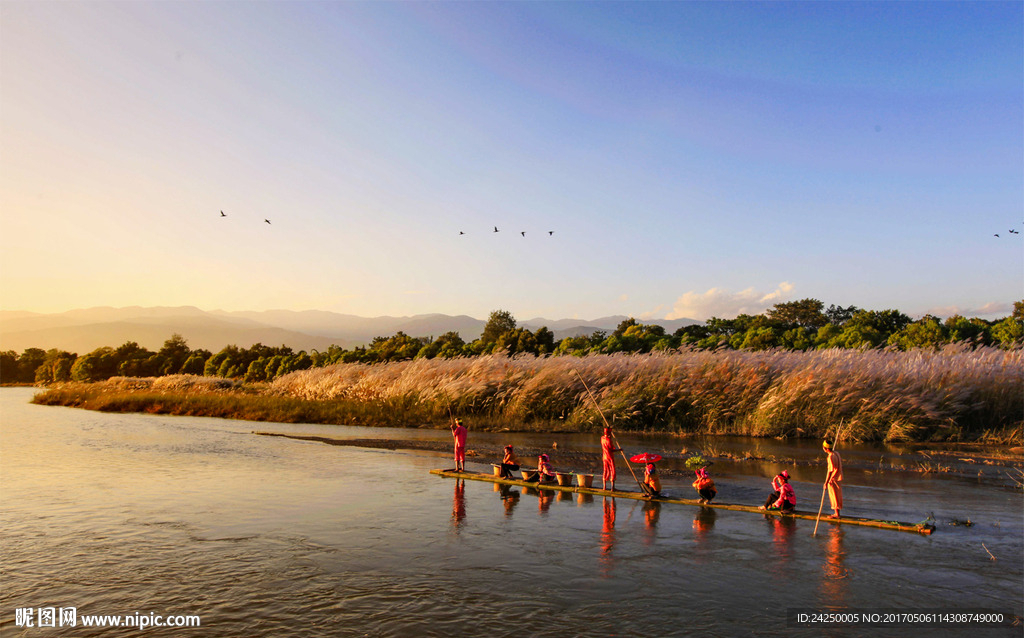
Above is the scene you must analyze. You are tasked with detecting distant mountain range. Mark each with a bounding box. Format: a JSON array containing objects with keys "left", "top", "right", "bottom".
[{"left": 0, "top": 306, "right": 699, "bottom": 354}]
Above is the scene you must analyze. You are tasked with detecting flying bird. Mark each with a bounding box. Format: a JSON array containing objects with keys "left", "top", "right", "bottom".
[
  {"left": 459, "top": 231, "right": 465, "bottom": 235},
  {"left": 548, "top": 231, "right": 554, "bottom": 236},
  {"left": 493, "top": 226, "right": 499, "bottom": 233},
  {"left": 1010, "top": 229, "right": 1019, "bottom": 234},
  {"left": 521, "top": 231, "right": 526, "bottom": 237},
  {"left": 220, "top": 210, "right": 226, "bottom": 217},
  {"left": 994, "top": 233, "right": 1000, "bottom": 237},
  {"left": 264, "top": 219, "right": 271, "bottom": 225}
]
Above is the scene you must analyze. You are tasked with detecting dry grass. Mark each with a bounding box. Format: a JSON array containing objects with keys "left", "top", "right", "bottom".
[{"left": 270, "top": 346, "right": 1023, "bottom": 442}]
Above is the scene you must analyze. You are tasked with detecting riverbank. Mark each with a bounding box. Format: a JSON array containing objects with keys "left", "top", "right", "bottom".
[{"left": 30, "top": 345, "right": 1024, "bottom": 445}]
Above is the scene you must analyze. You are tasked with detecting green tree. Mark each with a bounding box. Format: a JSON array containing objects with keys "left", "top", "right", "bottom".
[
  {"left": 991, "top": 316, "right": 1024, "bottom": 347},
  {"left": 36, "top": 349, "right": 76, "bottom": 383},
  {"left": 888, "top": 316, "right": 947, "bottom": 350},
  {"left": 71, "top": 347, "right": 120, "bottom": 382},
  {"left": 825, "top": 304, "right": 859, "bottom": 325},
  {"left": 767, "top": 298, "right": 828, "bottom": 328},
  {"left": 157, "top": 334, "right": 192, "bottom": 375},
  {"left": 17, "top": 348, "right": 46, "bottom": 383},
  {"left": 0, "top": 350, "right": 18, "bottom": 384},
  {"left": 481, "top": 310, "right": 517, "bottom": 345}
]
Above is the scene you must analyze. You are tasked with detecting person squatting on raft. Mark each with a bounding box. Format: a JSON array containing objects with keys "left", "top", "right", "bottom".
[
  {"left": 761, "top": 472, "right": 796, "bottom": 512},
  {"left": 643, "top": 463, "right": 662, "bottom": 498},
  {"left": 692, "top": 467, "right": 716, "bottom": 504},
  {"left": 498, "top": 445, "right": 520, "bottom": 480},
  {"left": 823, "top": 439, "right": 843, "bottom": 519},
  {"left": 450, "top": 418, "right": 467, "bottom": 472},
  {"left": 536, "top": 454, "right": 556, "bottom": 483},
  {"left": 600, "top": 427, "right": 620, "bottom": 491},
  {"left": 762, "top": 470, "right": 790, "bottom": 509}
]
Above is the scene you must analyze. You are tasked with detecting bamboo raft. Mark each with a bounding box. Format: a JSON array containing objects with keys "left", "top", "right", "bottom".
[{"left": 430, "top": 469, "right": 936, "bottom": 535}]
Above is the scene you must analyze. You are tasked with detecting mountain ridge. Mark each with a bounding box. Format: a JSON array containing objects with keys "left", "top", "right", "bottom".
[{"left": 0, "top": 307, "right": 699, "bottom": 354}]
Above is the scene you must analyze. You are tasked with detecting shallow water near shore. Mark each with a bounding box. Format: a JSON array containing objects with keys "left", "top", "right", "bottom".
[{"left": 1, "top": 387, "right": 1021, "bottom": 637}]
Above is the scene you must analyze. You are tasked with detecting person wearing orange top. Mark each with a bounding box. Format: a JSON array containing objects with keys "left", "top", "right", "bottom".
[
  {"left": 823, "top": 440, "right": 843, "bottom": 519},
  {"left": 642, "top": 463, "right": 662, "bottom": 498},
  {"left": 498, "top": 444, "right": 520, "bottom": 479},
  {"left": 600, "top": 428, "right": 619, "bottom": 491},
  {"left": 692, "top": 467, "right": 716, "bottom": 503},
  {"left": 450, "top": 418, "right": 467, "bottom": 472}
]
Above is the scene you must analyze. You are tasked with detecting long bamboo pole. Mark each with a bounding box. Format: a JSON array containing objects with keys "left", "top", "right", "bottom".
[
  {"left": 574, "top": 370, "right": 648, "bottom": 494},
  {"left": 813, "top": 418, "right": 846, "bottom": 536}
]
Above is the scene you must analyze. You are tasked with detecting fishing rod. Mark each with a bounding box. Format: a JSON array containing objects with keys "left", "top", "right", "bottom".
[
  {"left": 813, "top": 418, "right": 846, "bottom": 536},
  {"left": 573, "top": 370, "right": 648, "bottom": 495}
]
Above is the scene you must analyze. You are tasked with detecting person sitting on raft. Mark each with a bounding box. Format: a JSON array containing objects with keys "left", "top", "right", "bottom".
[
  {"left": 643, "top": 463, "right": 662, "bottom": 498},
  {"left": 692, "top": 467, "right": 716, "bottom": 504},
  {"left": 498, "top": 445, "right": 520, "bottom": 480},
  {"left": 536, "top": 454, "right": 556, "bottom": 483},
  {"left": 760, "top": 473, "right": 796, "bottom": 512},
  {"left": 762, "top": 470, "right": 790, "bottom": 509}
]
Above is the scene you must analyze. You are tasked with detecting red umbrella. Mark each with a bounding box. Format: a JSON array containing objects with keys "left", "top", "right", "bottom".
[{"left": 630, "top": 453, "right": 662, "bottom": 464}]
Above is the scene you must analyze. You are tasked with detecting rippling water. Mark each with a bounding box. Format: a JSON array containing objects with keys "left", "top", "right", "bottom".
[{"left": 1, "top": 388, "right": 1021, "bottom": 637}]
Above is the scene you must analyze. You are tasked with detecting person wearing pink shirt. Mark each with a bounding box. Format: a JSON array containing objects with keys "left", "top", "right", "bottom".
[
  {"left": 450, "top": 418, "right": 467, "bottom": 472},
  {"left": 761, "top": 473, "right": 796, "bottom": 512}
]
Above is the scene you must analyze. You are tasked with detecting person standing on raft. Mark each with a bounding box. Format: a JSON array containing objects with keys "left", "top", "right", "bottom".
[
  {"left": 823, "top": 439, "right": 843, "bottom": 519},
  {"left": 600, "top": 427, "right": 620, "bottom": 491},
  {"left": 692, "top": 467, "right": 716, "bottom": 503},
  {"left": 450, "top": 418, "right": 467, "bottom": 472}
]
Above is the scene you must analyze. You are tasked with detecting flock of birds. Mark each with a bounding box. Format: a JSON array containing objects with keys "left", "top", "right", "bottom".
[
  {"left": 220, "top": 210, "right": 271, "bottom": 225},
  {"left": 994, "top": 228, "right": 1020, "bottom": 238},
  {"left": 219, "top": 212, "right": 555, "bottom": 236},
  {"left": 459, "top": 226, "right": 554, "bottom": 237}
]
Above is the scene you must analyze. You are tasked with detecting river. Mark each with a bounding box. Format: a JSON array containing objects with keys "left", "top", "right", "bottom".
[{"left": 1, "top": 388, "right": 1020, "bottom": 637}]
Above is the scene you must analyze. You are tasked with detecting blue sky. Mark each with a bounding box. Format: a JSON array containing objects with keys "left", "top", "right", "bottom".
[{"left": 1, "top": 1, "right": 1021, "bottom": 321}]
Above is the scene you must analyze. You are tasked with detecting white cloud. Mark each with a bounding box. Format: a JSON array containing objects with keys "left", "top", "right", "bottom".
[
  {"left": 665, "top": 282, "right": 795, "bottom": 321},
  {"left": 924, "top": 301, "right": 1013, "bottom": 319}
]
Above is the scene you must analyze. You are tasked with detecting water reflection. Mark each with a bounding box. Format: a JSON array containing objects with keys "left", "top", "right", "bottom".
[
  {"left": 820, "top": 526, "right": 850, "bottom": 607},
  {"left": 642, "top": 501, "right": 661, "bottom": 545},
  {"left": 693, "top": 507, "right": 716, "bottom": 542},
  {"left": 537, "top": 490, "right": 554, "bottom": 515},
  {"left": 494, "top": 483, "right": 520, "bottom": 517},
  {"left": 451, "top": 479, "right": 466, "bottom": 530},
  {"left": 766, "top": 514, "right": 796, "bottom": 567},
  {"left": 600, "top": 497, "right": 616, "bottom": 577},
  {"left": 577, "top": 493, "right": 594, "bottom": 506}
]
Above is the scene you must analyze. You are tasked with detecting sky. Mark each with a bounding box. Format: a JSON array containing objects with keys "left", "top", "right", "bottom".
[{"left": 1, "top": 1, "right": 1021, "bottom": 322}]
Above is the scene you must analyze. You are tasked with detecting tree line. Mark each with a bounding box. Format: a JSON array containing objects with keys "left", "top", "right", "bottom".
[{"left": 3, "top": 300, "right": 1022, "bottom": 384}]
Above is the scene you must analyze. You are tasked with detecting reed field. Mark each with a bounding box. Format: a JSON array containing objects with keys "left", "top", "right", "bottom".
[{"left": 33, "top": 345, "right": 1024, "bottom": 443}]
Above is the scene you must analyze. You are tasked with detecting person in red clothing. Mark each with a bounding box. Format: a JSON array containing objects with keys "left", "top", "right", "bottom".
[
  {"left": 692, "top": 467, "right": 717, "bottom": 504},
  {"left": 761, "top": 473, "right": 796, "bottom": 512},
  {"left": 762, "top": 470, "right": 790, "bottom": 509},
  {"left": 600, "top": 428, "right": 619, "bottom": 490},
  {"left": 450, "top": 418, "right": 467, "bottom": 472}
]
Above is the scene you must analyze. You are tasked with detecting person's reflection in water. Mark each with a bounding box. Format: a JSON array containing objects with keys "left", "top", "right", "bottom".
[
  {"left": 537, "top": 489, "right": 554, "bottom": 515},
  {"left": 451, "top": 479, "right": 466, "bottom": 531},
  {"left": 693, "top": 507, "right": 717, "bottom": 542},
  {"left": 496, "top": 483, "right": 520, "bottom": 517},
  {"left": 692, "top": 506, "right": 717, "bottom": 564},
  {"left": 765, "top": 513, "right": 797, "bottom": 567},
  {"left": 600, "top": 497, "right": 616, "bottom": 577},
  {"left": 642, "top": 501, "right": 661, "bottom": 545},
  {"left": 820, "top": 526, "right": 849, "bottom": 607}
]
